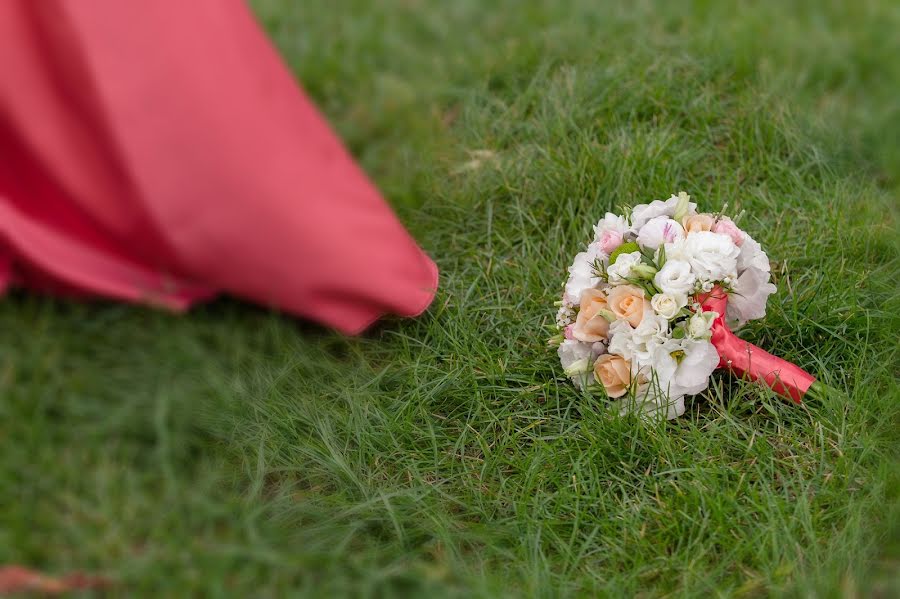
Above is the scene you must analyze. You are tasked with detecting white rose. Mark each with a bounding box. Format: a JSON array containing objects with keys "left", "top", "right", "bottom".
[
  {"left": 636, "top": 216, "right": 685, "bottom": 250},
  {"left": 727, "top": 266, "right": 777, "bottom": 326},
  {"left": 681, "top": 231, "right": 740, "bottom": 282},
  {"left": 606, "top": 251, "right": 642, "bottom": 285},
  {"left": 592, "top": 212, "right": 630, "bottom": 241},
  {"left": 651, "top": 292, "right": 687, "bottom": 320},
  {"left": 653, "top": 259, "right": 696, "bottom": 296}
]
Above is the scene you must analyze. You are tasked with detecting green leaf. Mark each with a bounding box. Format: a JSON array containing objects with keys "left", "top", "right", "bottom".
[
  {"left": 608, "top": 241, "right": 640, "bottom": 264},
  {"left": 632, "top": 264, "right": 658, "bottom": 279}
]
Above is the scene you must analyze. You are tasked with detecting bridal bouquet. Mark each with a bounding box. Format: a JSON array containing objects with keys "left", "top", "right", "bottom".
[{"left": 550, "top": 192, "right": 822, "bottom": 419}]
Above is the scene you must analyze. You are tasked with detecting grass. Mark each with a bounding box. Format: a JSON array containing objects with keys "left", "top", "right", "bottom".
[{"left": 2, "top": 0, "right": 899, "bottom": 595}]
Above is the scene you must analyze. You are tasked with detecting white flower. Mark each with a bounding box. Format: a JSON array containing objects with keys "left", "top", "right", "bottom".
[
  {"left": 621, "top": 385, "right": 686, "bottom": 421},
  {"left": 631, "top": 193, "right": 697, "bottom": 230},
  {"left": 636, "top": 216, "right": 685, "bottom": 250},
  {"left": 686, "top": 310, "right": 717, "bottom": 339},
  {"left": 736, "top": 233, "right": 771, "bottom": 273},
  {"left": 661, "top": 238, "right": 689, "bottom": 263},
  {"left": 606, "top": 251, "right": 642, "bottom": 285},
  {"left": 558, "top": 339, "right": 591, "bottom": 370},
  {"left": 727, "top": 266, "right": 777, "bottom": 326},
  {"left": 555, "top": 302, "right": 575, "bottom": 327},
  {"left": 632, "top": 312, "right": 671, "bottom": 344},
  {"left": 558, "top": 340, "right": 594, "bottom": 389},
  {"left": 672, "top": 338, "right": 719, "bottom": 395},
  {"left": 593, "top": 212, "right": 630, "bottom": 241},
  {"left": 631, "top": 200, "right": 673, "bottom": 231},
  {"left": 623, "top": 346, "right": 685, "bottom": 420},
  {"left": 629, "top": 314, "right": 676, "bottom": 368},
  {"left": 653, "top": 259, "right": 696, "bottom": 296},
  {"left": 681, "top": 231, "right": 740, "bottom": 282},
  {"left": 615, "top": 332, "right": 714, "bottom": 420},
  {"left": 651, "top": 292, "right": 687, "bottom": 320},
  {"left": 607, "top": 320, "right": 637, "bottom": 361},
  {"left": 563, "top": 243, "right": 606, "bottom": 304},
  {"left": 640, "top": 344, "right": 678, "bottom": 384},
  {"left": 564, "top": 253, "right": 593, "bottom": 304}
]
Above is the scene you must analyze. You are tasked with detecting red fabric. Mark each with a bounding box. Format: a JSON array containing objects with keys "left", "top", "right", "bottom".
[
  {"left": 698, "top": 288, "right": 815, "bottom": 403},
  {"left": 0, "top": 565, "right": 110, "bottom": 595},
  {"left": 0, "top": 0, "right": 437, "bottom": 333}
]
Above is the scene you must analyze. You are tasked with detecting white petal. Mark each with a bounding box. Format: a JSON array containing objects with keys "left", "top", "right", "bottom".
[
  {"left": 558, "top": 341, "right": 596, "bottom": 390},
  {"left": 674, "top": 340, "right": 719, "bottom": 394},
  {"left": 737, "top": 234, "right": 770, "bottom": 273},
  {"left": 593, "top": 213, "right": 630, "bottom": 240},
  {"left": 728, "top": 267, "right": 777, "bottom": 325},
  {"left": 636, "top": 216, "right": 685, "bottom": 250}
]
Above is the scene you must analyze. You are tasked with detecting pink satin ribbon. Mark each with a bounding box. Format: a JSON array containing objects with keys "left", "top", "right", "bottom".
[{"left": 698, "top": 288, "right": 815, "bottom": 403}]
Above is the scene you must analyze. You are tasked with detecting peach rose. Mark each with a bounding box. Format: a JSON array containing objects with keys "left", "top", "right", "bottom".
[
  {"left": 682, "top": 213, "right": 715, "bottom": 234},
  {"left": 572, "top": 289, "right": 610, "bottom": 342},
  {"left": 607, "top": 284, "right": 647, "bottom": 327},
  {"left": 593, "top": 354, "right": 632, "bottom": 398}
]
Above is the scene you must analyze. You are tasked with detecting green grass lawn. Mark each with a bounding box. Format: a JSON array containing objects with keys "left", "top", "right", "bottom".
[{"left": 2, "top": 0, "right": 899, "bottom": 595}]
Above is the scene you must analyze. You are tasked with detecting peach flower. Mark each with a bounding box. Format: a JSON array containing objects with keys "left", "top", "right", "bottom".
[
  {"left": 682, "top": 213, "right": 715, "bottom": 234},
  {"left": 593, "top": 354, "right": 632, "bottom": 398},
  {"left": 571, "top": 289, "right": 610, "bottom": 342},
  {"left": 607, "top": 284, "right": 647, "bottom": 327}
]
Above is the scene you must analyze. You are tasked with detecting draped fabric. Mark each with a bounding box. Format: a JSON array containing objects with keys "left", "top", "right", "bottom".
[{"left": 0, "top": 0, "right": 437, "bottom": 333}]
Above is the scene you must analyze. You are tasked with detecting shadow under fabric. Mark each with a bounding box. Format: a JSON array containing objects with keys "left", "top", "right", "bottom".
[{"left": 0, "top": 0, "right": 438, "bottom": 334}]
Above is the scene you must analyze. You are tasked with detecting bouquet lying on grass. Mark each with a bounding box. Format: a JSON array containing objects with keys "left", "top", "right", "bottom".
[{"left": 550, "top": 192, "right": 827, "bottom": 419}]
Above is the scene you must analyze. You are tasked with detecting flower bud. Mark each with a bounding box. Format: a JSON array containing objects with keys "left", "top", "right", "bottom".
[
  {"left": 631, "top": 264, "right": 658, "bottom": 279},
  {"left": 672, "top": 191, "right": 692, "bottom": 222}
]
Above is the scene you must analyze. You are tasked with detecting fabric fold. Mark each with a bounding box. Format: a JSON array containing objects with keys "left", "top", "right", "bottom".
[{"left": 0, "top": 0, "right": 437, "bottom": 333}]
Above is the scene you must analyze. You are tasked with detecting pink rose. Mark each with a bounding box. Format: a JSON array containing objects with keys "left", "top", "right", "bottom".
[
  {"left": 564, "top": 324, "right": 575, "bottom": 340},
  {"left": 712, "top": 217, "right": 744, "bottom": 246},
  {"left": 598, "top": 229, "right": 624, "bottom": 255}
]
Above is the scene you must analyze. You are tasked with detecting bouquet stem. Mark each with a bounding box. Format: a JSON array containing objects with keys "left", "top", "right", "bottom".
[{"left": 698, "top": 288, "right": 815, "bottom": 403}]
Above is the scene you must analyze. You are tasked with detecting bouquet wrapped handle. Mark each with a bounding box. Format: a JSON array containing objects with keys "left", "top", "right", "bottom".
[{"left": 698, "top": 288, "right": 815, "bottom": 403}]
